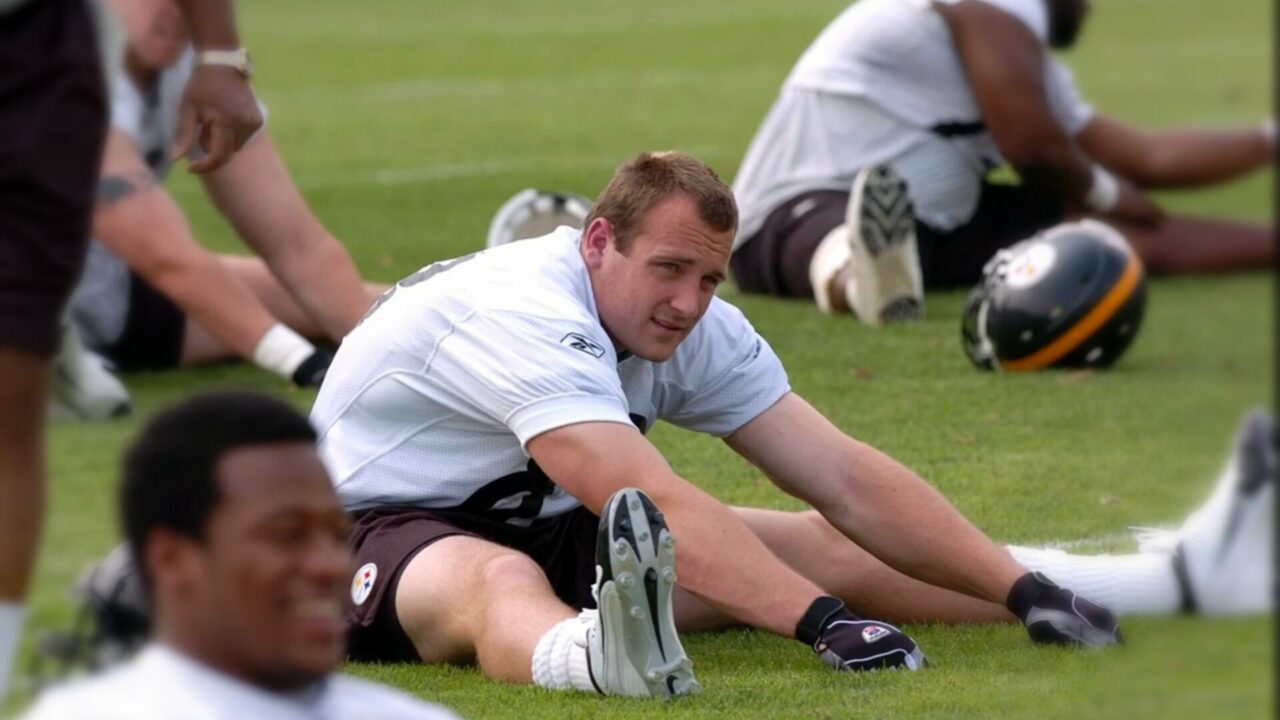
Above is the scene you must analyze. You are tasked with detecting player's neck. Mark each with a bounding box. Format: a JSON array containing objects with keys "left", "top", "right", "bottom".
[{"left": 155, "top": 617, "right": 315, "bottom": 694}]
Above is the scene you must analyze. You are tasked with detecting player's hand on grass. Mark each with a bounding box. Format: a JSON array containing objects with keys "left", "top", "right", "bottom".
[
  {"left": 1006, "top": 571, "right": 1122, "bottom": 648},
  {"left": 173, "top": 66, "right": 263, "bottom": 174},
  {"left": 796, "top": 596, "right": 927, "bottom": 672}
]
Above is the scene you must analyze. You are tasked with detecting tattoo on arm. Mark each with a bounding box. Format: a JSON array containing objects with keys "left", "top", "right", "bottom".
[{"left": 96, "top": 170, "right": 157, "bottom": 207}]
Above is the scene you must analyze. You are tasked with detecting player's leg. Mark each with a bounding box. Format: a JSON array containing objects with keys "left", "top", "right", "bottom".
[
  {"left": 0, "top": 0, "right": 108, "bottom": 698},
  {"left": 676, "top": 411, "right": 1273, "bottom": 630},
  {"left": 1100, "top": 214, "right": 1272, "bottom": 275},
  {"left": 393, "top": 535, "right": 578, "bottom": 680}
]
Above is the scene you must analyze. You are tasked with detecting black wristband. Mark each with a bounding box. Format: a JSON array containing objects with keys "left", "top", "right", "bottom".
[
  {"left": 291, "top": 349, "right": 333, "bottom": 388},
  {"left": 1005, "top": 571, "right": 1057, "bottom": 621},
  {"left": 795, "top": 595, "right": 846, "bottom": 646}
]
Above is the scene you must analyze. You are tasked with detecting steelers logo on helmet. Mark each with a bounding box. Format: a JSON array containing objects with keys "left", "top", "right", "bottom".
[{"left": 961, "top": 219, "right": 1146, "bottom": 371}]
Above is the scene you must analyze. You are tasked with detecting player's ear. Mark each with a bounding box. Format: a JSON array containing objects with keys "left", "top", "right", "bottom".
[{"left": 581, "top": 217, "right": 614, "bottom": 269}]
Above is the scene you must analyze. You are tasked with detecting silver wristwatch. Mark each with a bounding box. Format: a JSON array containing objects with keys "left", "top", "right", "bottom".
[{"left": 195, "top": 48, "right": 254, "bottom": 80}]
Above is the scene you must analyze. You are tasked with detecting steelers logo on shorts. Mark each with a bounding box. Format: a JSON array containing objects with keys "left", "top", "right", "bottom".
[{"left": 351, "top": 562, "right": 378, "bottom": 606}]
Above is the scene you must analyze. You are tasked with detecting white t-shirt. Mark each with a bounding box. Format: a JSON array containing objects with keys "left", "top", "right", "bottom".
[
  {"left": 732, "top": 0, "right": 1095, "bottom": 243},
  {"left": 311, "top": 228, "right": 791, "bottom": 523},
  {"left": 21, "top": 644, "right": 460, "bottom": 720}
]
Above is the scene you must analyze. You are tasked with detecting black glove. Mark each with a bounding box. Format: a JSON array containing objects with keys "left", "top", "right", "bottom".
[
  {"left": 291, "top": 349, "right": 333, "bottom": 388},
  {"left": 1006, "top": 571, "right": 1122, "bottom": 647},
  {"left": 796, "top": 596, "right": 926, "bottom": 672}
]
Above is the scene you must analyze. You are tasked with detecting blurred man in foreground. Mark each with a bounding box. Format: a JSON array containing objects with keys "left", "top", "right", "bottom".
[
  {"left": 22, "top": 392, "right": 458, "bottom": 719},
  {"left": 730, "top": 0, "right": 1274, "bottom": 324},
  {"left": 0, "top": 0, "right": 260, "bottom": 701}
]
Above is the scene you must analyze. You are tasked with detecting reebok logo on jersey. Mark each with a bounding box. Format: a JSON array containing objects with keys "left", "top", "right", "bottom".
[{"left": 561, "top": 332, "right": 606, "bottom": 358}]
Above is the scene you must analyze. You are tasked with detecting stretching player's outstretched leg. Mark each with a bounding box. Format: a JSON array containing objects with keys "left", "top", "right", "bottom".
[{"left": 589, "top": 488, "right": 698, "bottom": 696}]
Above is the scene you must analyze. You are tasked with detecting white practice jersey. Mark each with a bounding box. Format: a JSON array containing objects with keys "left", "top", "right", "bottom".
[
  {"left": 69, "top": 51, "right": 268, "bottom": 351},
  {"left": 732, "top": 0, "right": 1094, "bottom": 243},
  {"left": 21, "top": 644, "right": 460, "bottom": 720},
  {"left": 312, "top": 228, "right": 790, "bottom": 523}
]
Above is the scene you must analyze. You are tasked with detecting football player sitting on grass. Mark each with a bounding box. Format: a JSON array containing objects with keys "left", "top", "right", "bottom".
[{"left": 306, "top": 151, "right": 1270, "bottom": 697}]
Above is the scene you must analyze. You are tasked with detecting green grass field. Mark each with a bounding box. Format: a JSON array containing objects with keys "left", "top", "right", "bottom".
[{"left": 18, "top": 0, "right": 1274, "bottom": 717}]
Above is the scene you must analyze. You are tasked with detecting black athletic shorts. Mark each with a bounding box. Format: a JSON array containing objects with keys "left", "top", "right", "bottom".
[
  {"left": 101, "top": 273, "right": 186, "bottom": 371},
  {"left": 731, "top": 181, "right": 1066, "bottom": 296},
  {"left": 345, "top": 505, "right": 601, "bottom": 662},
  {"left": 0, "top": 0, "right": 107, "bottom": 357}
]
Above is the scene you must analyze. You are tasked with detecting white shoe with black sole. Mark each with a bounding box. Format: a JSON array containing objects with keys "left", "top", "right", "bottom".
[
  {"left": 586, "top": 487, "right": 699, "bottom": 697},
  {"left": 845, "top": 165, "right": 924, "bottom": 325},
  {"left": 1138, "top": 410, "right": 1274, "bottom": 616}
]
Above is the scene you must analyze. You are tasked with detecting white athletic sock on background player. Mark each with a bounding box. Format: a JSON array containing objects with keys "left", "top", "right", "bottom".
[
  {"left": 1005, "top": 546, "right": 1180, "bottom": 616},
  {"left": 0, "top": 602, "right": 24, "bottom": 701},
  {"left": 530, "top": 613, "right": 596, "bottom": 693}
]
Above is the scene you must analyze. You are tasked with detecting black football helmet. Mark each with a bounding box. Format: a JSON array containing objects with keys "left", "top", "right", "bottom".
[
  {"left": 961, "top": 219, "right": 1147, "bottom": 371},
  {"left": 28, "top": 545, "right": 150, "bottom": 690}
]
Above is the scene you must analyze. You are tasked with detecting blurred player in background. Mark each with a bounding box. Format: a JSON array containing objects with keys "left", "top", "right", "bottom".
[
  {"left": 730, "top": 0, "right": 1274, "bottom": 325},
  {"left": 63, "top": 0, "right": 384, "bottom": 399},
  {"left": 22, "top": 392, "right": 459, "bottom": 719},
  {"left": 0, "top": 0, "right": 260, "bottom": 702}
]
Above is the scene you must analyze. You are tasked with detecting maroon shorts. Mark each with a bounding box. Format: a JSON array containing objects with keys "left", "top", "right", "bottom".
[
  {"left": 345, "top": 505, "right": 601, "bottom": 662},
  {"left": 0, "top": 0, "right": 107, "bottom": 357},
  {"left": 731, "top": 182, "right": 1066, "bottom": 296}
]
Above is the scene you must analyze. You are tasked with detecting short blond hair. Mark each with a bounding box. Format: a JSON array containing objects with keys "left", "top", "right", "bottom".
[{"left": 584, "top": 151, "right": 738, "bottom": 253}]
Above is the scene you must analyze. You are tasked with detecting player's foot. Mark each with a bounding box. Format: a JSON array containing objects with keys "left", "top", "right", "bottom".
[
  {"left": 844, "top": 165, "right": 924, "bottom": 325},
  {"left": 586, "top": 487, "right": 699, "bottom": 697},
  {"left": 485, "top": 188, "right": 593, "bottom": 249},
  {"left": 50, "top": 324, "right": 131, "bottom": 421},
  {"left": 1139, "top": 410, "right": 1274, "bottom": 615}
]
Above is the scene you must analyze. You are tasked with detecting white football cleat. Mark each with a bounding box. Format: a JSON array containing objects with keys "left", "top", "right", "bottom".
[
  {"left": 844, "top": 165, "right": 924, "bottom": 325},
  {"left": 586, "top": 488, "right": 699, "bottom": 697},
  {"left": 50, "top": 324, "right": 131, "bottom": 421},
  {"left": 485, "top": 188, "right": 592, "bottom": 249},
  {"left": 1139, "top": 411, "right": 1274, "bottom": 616}
]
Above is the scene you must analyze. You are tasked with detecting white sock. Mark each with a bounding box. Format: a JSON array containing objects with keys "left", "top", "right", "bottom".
[
  {"left": 1007, "top": 546, "right": 1181, "bottom": 616},
  {"left": 808, "top": 225, "right": 853, "bottom": 314},
  {"left": 531, "top": 613, "right": 598, "bottom": 693},
  {"left": 251, "top": 323, "right": 316, "bottom": 380},
  {"left": 0, "top": 603, "right": 26, "bottom": 702}
]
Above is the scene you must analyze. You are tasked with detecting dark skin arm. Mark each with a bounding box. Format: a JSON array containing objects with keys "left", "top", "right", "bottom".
[
  {"left": 933, "top": 0, "right": 1162, "bottom": 225},
  {"left": 171, "top": 0, "right": 263, "bottom": 173},
  {"left": 1078, "top": 115, "right": 1274, "bottom": 189}
]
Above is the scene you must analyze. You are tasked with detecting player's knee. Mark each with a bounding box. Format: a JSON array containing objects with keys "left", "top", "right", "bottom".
[{"left": 478, "top": 551, "right": 549, "bottom": 593}]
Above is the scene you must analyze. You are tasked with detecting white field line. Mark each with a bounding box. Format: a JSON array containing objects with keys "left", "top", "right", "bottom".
[
  {"left": 271, "top": 65, "right": 781, "bottom": 105},
  {"left": 290, "top": 145, "right": 727, "bottom": 190}
]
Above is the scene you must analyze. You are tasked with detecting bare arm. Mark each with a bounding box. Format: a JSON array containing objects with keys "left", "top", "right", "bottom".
[
  {"left": 526, "top": 421, "right": 823, "bottom": 638},
  {"left": 201, "top": 133, "right": 373, "bottom": 340},
  {"left": 93, "top": 130, "right": 277, "bottom": 357},
  {"left": 171, "top": 0, "right": 262, "bottom": 173},
  {"left": 725, "top": 393, "right": 1025, "bottom": 605},
  {"left": 1079, "top": 115, "right": 1274, "bottom": 189},
  {"left": 934, "top": 0, "right": 1161, "bottom": 224}
]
